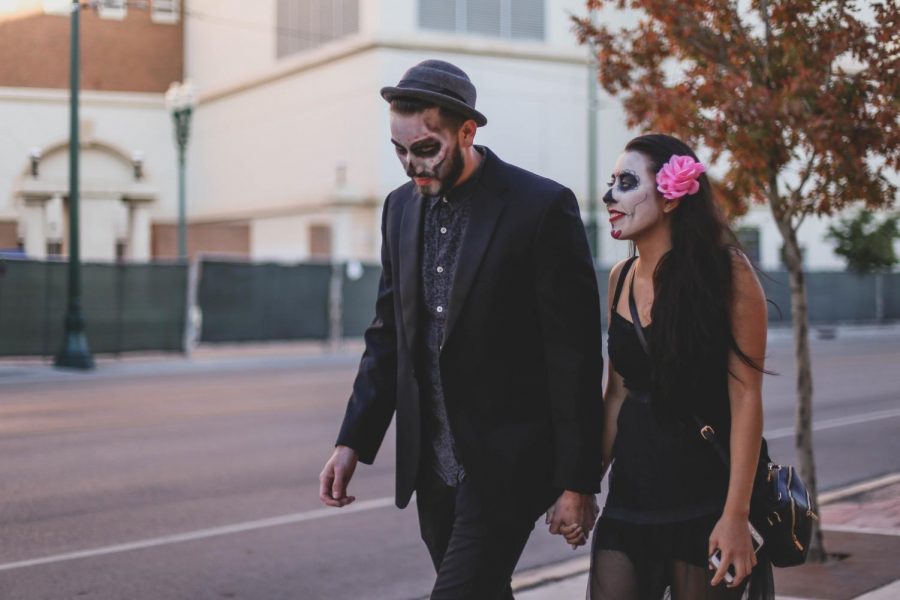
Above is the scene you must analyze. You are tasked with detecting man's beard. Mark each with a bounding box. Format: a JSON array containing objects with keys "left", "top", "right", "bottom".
[
  {"left": 436, "top": 145, "right": 465, "bottom": 197},
  {"left": 414, "top": 145, "right": 465, "bottom": 198}
]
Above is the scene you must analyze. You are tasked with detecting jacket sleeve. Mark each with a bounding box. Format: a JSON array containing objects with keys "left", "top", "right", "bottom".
[
  {"left": 534, "top": 188, "right": 605, "bottom": 493},
  {"left": 335, "top": 194, "right": 399, "bottom": 464}
]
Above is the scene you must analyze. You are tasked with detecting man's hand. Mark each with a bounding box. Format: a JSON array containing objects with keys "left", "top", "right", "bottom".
[
  {"left": 546, "top": 490, "right": 599, "bottom": 548},
  {"left": 319, "top": 445, "right": 359, "bottom": 507}
]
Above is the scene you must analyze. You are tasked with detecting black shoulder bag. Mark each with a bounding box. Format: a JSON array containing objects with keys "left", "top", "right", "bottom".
[{"left": 626, "top": 275, "right": 817, "bottom": 567}]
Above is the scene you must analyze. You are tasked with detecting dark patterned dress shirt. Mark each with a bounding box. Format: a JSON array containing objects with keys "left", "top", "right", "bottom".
[{"left": 418, "top": 155, "right": 484, "bottom": 486}]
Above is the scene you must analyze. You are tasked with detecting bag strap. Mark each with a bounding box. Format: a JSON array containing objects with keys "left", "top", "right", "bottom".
[
  {"left": 626, "top": 271, "right": 730, "bottom": 467},
  {"left": 612, "top": 256, "right": 638, "bottom": 310},
  {"left": 627, "top": 269, "right": 650, "bottom": 355}
]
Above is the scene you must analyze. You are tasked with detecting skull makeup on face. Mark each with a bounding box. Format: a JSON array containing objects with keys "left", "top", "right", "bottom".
[
  {"left": 602, "top": 151, "right": 666, "bottom": 241},
  {"left": 390, "top": 107, "right": 465, "bottom": 198}
]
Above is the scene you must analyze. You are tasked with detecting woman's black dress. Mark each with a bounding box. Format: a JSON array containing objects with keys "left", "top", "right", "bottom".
[{"left": 589, "top": 256, "right": 774, "bottom": 600}]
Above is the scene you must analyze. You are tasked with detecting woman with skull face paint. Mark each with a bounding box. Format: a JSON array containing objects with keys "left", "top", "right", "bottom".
[{"left": 581, "top": 134, "right": 775, "bottom": 599}]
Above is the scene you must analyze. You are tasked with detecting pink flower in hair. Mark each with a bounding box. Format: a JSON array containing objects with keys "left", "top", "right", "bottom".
[{"left": 656, "top": 155, "right": 706, "bottom": 200}]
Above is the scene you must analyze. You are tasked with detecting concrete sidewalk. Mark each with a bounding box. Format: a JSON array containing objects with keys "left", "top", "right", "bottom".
[{"left": 514, "top": 475, "right": 900, "bottom": 600}]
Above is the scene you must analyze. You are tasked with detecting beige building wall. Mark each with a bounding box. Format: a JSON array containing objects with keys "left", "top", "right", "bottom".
[{"left": 183, "top": 0, "right": 628, "bottom": 264}]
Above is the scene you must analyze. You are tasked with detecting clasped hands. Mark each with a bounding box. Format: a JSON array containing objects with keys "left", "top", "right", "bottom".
[{"left": 546, "top": 490, "right": 599, "bottom": 549}]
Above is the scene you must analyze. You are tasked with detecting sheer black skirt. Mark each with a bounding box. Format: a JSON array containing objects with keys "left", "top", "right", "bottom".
[{"left": 587, "top": 514, "right": 775, "bottom": 600}]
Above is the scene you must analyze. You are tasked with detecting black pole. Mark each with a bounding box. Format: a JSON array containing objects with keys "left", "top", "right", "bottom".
[{"left": 55, "top": 0, "right": 94, "bottom": 369}]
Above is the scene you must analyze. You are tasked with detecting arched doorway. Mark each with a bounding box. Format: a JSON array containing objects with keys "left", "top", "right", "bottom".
[{"left": 15, "top": 140, "right": 157, "bottom": 261}]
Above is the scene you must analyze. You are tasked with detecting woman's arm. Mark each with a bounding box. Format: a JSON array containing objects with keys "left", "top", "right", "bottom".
[
  {"left": 601, "top": 260, "right": 629, "bottom": 475},
  {"left": 557, "top": 260, "right": 628, "bottom": 547},
  {"left": 602, "top": 366, "right": 626, "bottom": 476},
  {"left": 724, "top": 251, "right": 766, "bottom": 520},
  {"left": 710, "top": 250, "right": 767, "bottom": 587}
]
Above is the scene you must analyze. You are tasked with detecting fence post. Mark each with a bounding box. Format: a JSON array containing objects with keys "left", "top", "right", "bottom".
[
  {"left": 875, "top": 272, "right": 885, "bottom": 323},
  {"left": 117, "top": 262, "right": 128, "bottom": 356},
  {"left": 43, "top": 259, "right": 53, "bottom": 358},
  {"left": 328, "top": 261, "right": 343, "bottom": 351},
  {"left": 183, "top": 258, "right": 201, "bottom": 355}
]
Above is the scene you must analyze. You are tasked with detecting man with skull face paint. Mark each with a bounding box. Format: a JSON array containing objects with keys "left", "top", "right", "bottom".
[{"left": 319, "top": 60, "right": 605, "bottom": 598}]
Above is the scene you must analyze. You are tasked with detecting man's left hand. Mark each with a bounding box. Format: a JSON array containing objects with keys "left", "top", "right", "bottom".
[{"left": 546, "top": 491, "right": 599, "bottom": 548}]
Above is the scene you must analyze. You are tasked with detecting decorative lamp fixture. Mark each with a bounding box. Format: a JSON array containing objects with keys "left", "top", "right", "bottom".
[
  {"left": 132, "top": 150, "right": 144, "bottom": 180},
  {"left": 29, "top": 147, "right": 42, "bottom": 178}
]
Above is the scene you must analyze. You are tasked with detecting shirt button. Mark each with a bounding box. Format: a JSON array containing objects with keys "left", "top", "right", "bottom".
[
  {"left": 437, "top": 266, "right": 444, "bottom": 274},
  {"left": 440, "top": 227, "right": 447, "bottom": 234},
  {"left": 436, "top": 306, "right": 444, "bottom": 313}
]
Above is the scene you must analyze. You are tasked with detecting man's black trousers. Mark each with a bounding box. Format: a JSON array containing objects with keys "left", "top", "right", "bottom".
[{"left": 416, "top": 469, "right": 538, "bottom": 600}]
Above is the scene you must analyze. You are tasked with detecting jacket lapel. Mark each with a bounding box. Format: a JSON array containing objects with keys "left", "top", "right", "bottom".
[
  {"left": 398, "top": 190, "right": 424, "bottom": 353},
  {"left": 442, "top": 154, "right": 510, "bottom": 346}
]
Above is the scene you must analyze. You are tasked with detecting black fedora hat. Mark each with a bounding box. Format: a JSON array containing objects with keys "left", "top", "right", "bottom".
[{"left": 381, "top": 60, "right": 488, "bottom": 127}]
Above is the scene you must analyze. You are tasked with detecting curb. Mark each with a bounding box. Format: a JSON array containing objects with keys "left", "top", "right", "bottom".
[
  {"left": 512, "top": 556, "right": 590, "bottom": 593},
  {"left": 818, "top": 473, "right": 900, "bottom": 505}
]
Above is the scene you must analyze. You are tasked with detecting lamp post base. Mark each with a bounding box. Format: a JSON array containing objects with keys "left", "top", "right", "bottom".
[{"left": 55, "top": 330, "right": 95, "bottom": 370}]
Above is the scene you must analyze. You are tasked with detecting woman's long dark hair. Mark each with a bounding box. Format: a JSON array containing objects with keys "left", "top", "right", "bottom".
[{"left": 625, "top": 134, "right": 765, "bottom": 424}]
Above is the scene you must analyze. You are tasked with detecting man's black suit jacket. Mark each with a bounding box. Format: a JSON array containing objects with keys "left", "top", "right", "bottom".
[{"left": 337, "top": 147, "right": 604, "bottom": 520}]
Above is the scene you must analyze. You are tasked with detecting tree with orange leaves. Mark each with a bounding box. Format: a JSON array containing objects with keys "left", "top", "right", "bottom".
[{"left": 575, "top": 0, "right": 898, "bottom": 562}]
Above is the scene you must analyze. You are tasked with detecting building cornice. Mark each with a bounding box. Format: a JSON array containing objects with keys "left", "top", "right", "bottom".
[
  {"left": 17, "top": 177, "right": 158, "bottom": 201},
  {"left": 0, "top": 87, "right": 164, "bottom": 109},
  {"left": 199, "top": 34, "right": 590, "bottom": 107},
  {"left": 184, "top": 195, "right": 380, "bottom": 225}
]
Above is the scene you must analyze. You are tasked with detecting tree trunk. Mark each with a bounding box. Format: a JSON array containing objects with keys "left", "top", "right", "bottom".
[{"left": 775, "top": 217, "right": 827, "bottom": 563}]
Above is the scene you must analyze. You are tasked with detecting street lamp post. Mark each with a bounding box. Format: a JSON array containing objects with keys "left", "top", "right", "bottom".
[
  {"left": 165, "top": 81, "right": 195, "bottom": 261},
  {"left": 55, "top": 0, "right": 94, "bottom": 370}
]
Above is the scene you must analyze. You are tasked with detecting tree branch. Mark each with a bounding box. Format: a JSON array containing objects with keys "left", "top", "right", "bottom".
[
  {"left": 788, "top": 153, "right": 817, "bottom": 202},
  {"left": 728, "top": 0, "right": 767, "bottom": 76},
  {"left": 672, "top": 11, "right": 764, "bottom": 80},
  {"left": 759, "top": 0, "right": 774, "bottom": 85},
  {"left": 793, "top": 204, "right": 815, "bottom": 233},
  {"left": 786, "top": 151, "right": 819, "bottom": 233}
]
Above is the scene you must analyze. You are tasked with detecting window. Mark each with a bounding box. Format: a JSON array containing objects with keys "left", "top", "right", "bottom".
[
  {"left": 42, "top": 0, "right": 69, "bottom": 15},
  {"left": 510, "top": 0, "right": 544, "bottom": 39},
  {"left": 419, "top": 0, "right": 545, "bottom": 41},
  {"left": 736, "top": 226, "right": 761, "bottom": 264},
  {"left": 276, "top": 0, "right": 359, "bottom": 59},
  {"left": 151, "top": 0, "right": 179, "bottom": 24},
  {"left": 467, "top": 0, "right": 501, "bottom": 37},
  {"left": 97, "top": 0, "right": 127, "bottom": 20},
  {"left": 309, "top": 224, "right": 332, "bottom": 259}
]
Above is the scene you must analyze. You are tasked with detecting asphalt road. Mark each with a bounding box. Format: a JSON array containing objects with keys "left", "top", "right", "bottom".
[{"left": 0, "top": 327, "right": 898, "bottom": 599}]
